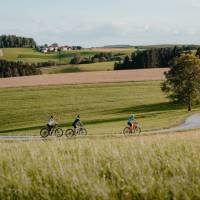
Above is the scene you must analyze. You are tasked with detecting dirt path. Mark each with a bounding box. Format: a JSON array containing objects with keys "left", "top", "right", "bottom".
[
  {"left": 159, "top": 113, "right": 200, "bottom": 132},
  {"left": 0, "top": 68, "right": 168, "bottom": 88}
]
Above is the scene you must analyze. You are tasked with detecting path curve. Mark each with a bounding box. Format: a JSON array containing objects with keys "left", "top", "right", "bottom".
[
  {"left": 159, "top": 113, "right": 200, "bottom": 132},
  {"left": 0, "top": 113, "right": 199, "bottom": 141},
  {"left": 0, "top": 68, "right": 168, "bottom": 88}
]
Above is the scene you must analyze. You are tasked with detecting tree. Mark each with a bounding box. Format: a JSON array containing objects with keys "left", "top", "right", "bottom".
[{"left": 161, "top": 54, "right": 200, "bottom": 111}]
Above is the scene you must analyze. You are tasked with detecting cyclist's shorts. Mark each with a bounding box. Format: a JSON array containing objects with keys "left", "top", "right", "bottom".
[{"left": 128, "top": 122, "right": 132, "bottom": 127}]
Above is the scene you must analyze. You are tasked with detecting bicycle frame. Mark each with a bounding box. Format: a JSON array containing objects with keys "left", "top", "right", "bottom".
[{"left": 129, "top": 122, "right": 140, "bottom": 132}]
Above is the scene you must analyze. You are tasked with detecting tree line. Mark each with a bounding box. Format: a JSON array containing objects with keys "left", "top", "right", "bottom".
[
  {"left": 70, "top": 52, "right": 122, "bottom": 64},
  {"left": 114, "top": 46, "right": 193, "bottom": 70},
  {"left": 0, "top": 60, "right": 41, "bottom": 78},
  {"left": 0, "top": 35, "right": 37, "bottom": 48}
]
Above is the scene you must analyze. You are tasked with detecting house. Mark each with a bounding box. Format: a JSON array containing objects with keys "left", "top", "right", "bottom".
[
  {"left": 41, "top": 48, "right": 48, "bottom": 53},
  {"left": 38, "top": 43, "right": 82, "bottom": 53},
  {"left": 48, "top": 43, "right": 59, "bottom": 52},
  {"left": 60, "top": 45, "right": 72, "bottom": 51}
]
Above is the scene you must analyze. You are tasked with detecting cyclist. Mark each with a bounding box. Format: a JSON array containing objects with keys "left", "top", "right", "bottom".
[
  {"left": 47, "top": 115, "right": 56, "bottom": 132},
  {"left": 72, "top": 115, "right": 82, "bottom": 132},
  {"left": 128, "top": 114, "right": 135, "bottom": 129}
]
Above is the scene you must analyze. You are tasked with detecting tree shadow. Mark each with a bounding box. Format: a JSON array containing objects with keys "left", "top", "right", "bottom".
[
  {"left": 101, "top": 102, "right": 184, "bottom": 115},
  {"left": 0, "top": 102, "right": 184, "bottom": 135}
]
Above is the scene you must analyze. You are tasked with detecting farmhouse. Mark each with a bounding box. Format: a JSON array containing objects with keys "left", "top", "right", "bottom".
[
  {"left": 48, "top": 43, "right": 59, "bottom": 52},
  {"left": 38, "top": 44, "right": 82, "bottom": 53},
  {"left": 60, "top": 45, "right": 72, "bottom": 51}
]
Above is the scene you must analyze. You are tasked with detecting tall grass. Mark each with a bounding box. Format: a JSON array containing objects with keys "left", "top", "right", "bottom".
[{"left": 0, "top": 132, "right": 199, "bottom": 199}]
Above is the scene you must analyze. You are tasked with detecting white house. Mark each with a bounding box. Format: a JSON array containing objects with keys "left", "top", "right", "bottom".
[
  {"left": 48, "top": 44, "right": 59, "bottom": 52},
  {"left": 60, "top": 45, "right": 72, "bottom": 51}
]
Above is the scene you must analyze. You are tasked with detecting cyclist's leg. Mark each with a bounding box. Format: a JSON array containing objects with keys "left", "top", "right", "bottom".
[
  {"left": 128, "top": 122, "right": 132, "bottom": 129},
  {"left": 47, "top": 124, "right": 51, "bottom": 132},
  {"left": 72, "top": 124, "right": 77, "bottom": 134}
]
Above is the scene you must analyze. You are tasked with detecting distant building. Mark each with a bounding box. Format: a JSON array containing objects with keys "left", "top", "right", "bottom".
[
  {"left": 60, "top": 45, "right": 72, "bottom": 51},
  {"left": 37, "top": 44, "right": 82, "bottom": 53},
  {"left": 48, "top": 43, "right": 59, "bottom": 52}
]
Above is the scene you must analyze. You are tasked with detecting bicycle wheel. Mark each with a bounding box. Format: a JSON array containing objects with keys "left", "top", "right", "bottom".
[
  {"left": 65, "top": 129, "right": 75, "bottom": 137},
  {"left": 134, "top": 127, "right": 141, "bottom": 135},
  {"left": 80, "top": 128, "right": 87, "bottom": 135},
  {"left": 123, "top": 127, "right": 130, "bottom": 135},
  {"left": 55, "top": 128, "right": 63, "bottom": 137},
  {"left": 40, "top": 128, "right": 49, "bottom": 138}
]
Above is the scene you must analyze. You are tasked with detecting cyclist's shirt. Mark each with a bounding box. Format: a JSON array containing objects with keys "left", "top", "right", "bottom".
[
  {"left": 48, "top": 118, "right": 55, "bottom": 126},
  {"left": 72, "top": 117, "right": 81, "bottom": 126},
  {"left": 128, "top": 116, "right": 135, "bottom": 124}
]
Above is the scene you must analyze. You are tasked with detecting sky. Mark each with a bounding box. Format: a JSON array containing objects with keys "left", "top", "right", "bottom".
[{"left": 0, "top": 0, "right": 200, "bottom": 47}]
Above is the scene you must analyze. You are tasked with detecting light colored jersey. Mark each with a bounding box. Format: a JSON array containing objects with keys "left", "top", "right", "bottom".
[{"left": 48, "top": 118, "right": 55, "bottom": 126}]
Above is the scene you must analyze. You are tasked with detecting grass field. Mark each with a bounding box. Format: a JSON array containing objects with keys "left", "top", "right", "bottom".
[
  {"left": 0, "top": 131, "right": 199, "bottom": 199},
  {"left": 0, "top": 48, "right": 133, "bottom": 65},
  {"left": 0, "top": 81, "right": 199, "bottom": 136},
  {"left": 41, "top": 62, "right": 115, "bottom": 74},
  {"left": 0, "top": 48, "right": 97, "bottom": 64}
]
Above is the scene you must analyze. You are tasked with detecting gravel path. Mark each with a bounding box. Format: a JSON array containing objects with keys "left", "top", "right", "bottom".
[
  {"left": 159, "top": 113, "right": 200, "bottom": 132},
  {"left": 0, "top": 68, "right": 168, "bottom": 88}
]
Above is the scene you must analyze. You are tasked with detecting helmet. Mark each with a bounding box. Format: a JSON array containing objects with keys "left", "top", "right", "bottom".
[
  {"left": 50, "top": 115, "right": 53, "bottom": 118},
  {"left": 77, "top": 115, "right": 80, "bottom": 118}
]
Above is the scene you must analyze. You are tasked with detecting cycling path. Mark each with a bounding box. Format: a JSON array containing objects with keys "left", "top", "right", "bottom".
[{"left": 0, "top": 113, "right": 200, "bottom": 141}]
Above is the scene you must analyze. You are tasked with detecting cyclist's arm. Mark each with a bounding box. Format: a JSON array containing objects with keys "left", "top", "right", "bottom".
[{"left": 79, "top": 121, "right": 83, "bottom": 126}]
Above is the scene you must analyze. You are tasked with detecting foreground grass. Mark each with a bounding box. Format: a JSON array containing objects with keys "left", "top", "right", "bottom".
[
  {"left": 0, "top": 132, "right": 199, "bottom": 199},
  {"left": 0, "top": 81, "right": 200, "bottom": 136},
  {"left": 41, "top": 62, "right": 115, "bottom": 74}
]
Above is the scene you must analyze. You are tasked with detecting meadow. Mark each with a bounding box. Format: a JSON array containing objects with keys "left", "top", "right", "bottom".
[
  {"left": 0, "top": 131, "right": 199, "bottom": 199},
  {"left": 0, "top": 48, "right": 133, "bottom": 65},
  {"left": 0, "top": 81, "right": 199, "bottom": 136},
  {"left": 0, "top": 48, "right": 97, "bottom": 64},
  {"left": 41, "top": 62, "right": 115, "bottom": 74}
]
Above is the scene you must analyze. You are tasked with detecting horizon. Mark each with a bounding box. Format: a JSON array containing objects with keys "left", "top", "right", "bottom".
[{"left": 1, "top": 0, "right": 200, "bottom": 47}]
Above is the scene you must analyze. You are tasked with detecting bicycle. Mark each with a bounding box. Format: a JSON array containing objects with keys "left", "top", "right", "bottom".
[
  {"left": 65, "top": 126, "right": 87, "bottom": 137},
  {"left": 123, "top": 122, "right": 141, "bottom": 135},
  {"left": 40, "top": 124, "right": 63, "bottom": 138}
]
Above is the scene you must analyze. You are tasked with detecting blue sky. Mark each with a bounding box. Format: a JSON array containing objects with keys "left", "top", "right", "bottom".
[{"left": 0, "top": 0, "right": 200, "bottom": 46}]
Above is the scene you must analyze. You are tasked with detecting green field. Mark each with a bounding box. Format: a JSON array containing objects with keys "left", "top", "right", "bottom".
[
  {"left": 0, "top": 81, "right": 199, "bottom": 136},
  {"left": 0, "top": 132, "right": 199, "bottom": 199},
  {"left": 0, "top": 48, "right": 97, "bottom": 64},
  {"left": 0, "top": 48, "right": 132, "bottom": 65},
  {"left": 41, "top": 62, "right": 115, "bottom": 74},
  {"left": 1, "top": 80, "right": 200, "bottom": 199}
]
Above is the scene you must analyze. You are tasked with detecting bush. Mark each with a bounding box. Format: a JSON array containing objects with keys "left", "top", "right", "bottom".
[{"left": 0, "top": 60, "right": 41, "bottom": 78}]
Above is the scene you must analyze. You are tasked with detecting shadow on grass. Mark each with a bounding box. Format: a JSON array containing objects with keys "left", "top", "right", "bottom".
[
  {"left": 0, "top": 102, "right": 184, "bottom": 134},
  {"left": 101, "top": 102, "right": 184, "bottom": 115}
]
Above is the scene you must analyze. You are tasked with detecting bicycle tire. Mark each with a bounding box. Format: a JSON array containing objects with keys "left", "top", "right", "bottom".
[
  {"left": 40, "top": 128, "right": 49, "bottom": 138},
  {"left": 55, "top": 128, "right": 63, "bottom": 137},
  {"left": 65, "top": 129, "right": 75, "bottom": 137},
  {"left": 123, "top": 127, "right": 130, "bottom": 135},
  {"left": 134, "top": 127, "right": 141, "bottom": 135},
  {"left": 80, "top": 128, "right": 87, "bottom": 135}
]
